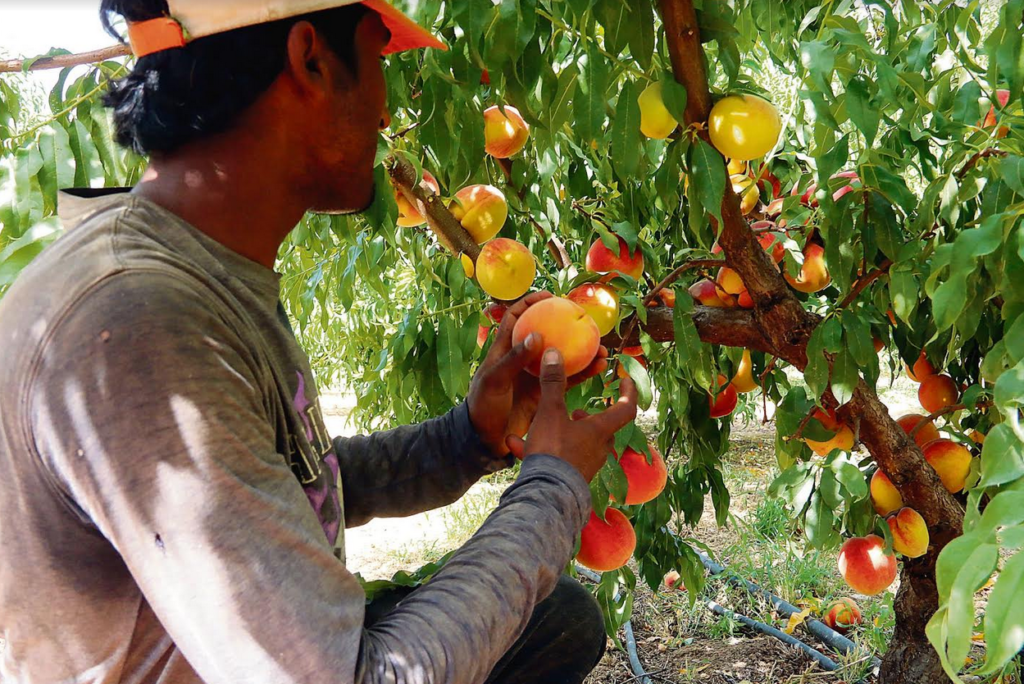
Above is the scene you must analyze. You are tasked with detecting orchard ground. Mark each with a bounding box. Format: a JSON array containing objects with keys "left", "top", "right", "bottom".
[{"left": 326, "top": 364, "right": 997, "bottom": 684}]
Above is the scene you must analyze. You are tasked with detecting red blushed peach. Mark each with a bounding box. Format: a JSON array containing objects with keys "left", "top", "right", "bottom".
[
  {"left": 484, "top": 105, "right": 530, "bottom": 158},
  {"left": 395, "top": 170, "right": 441, "bottom": 227},
  {"left": 657, "top": 288, "right": 676, "bottom": 307},
  {"left": 586, "top": 237, "right": 644, "bottom": 280},
  {"left": 450, "top": 184, "right": 509, "bottom": 244},
  {"left": 785, "top": 243, "right": 831, "bottom": 293},
  {"left": 663, "top": 570, "right": 685, "bottom": 591},
  {"left": 477, "top": 303, "right": 509, "bottom": 348},
  {"left": 511, "top": 297, "right": 601, "bottom": 377},
  {"left": 567, "top": 283, "right": 621, "bottom": 337},
  {"left": 716, "top": 267, "right": 746, "bottom": 296},
  {"left": 804, "top": 408, "right": 855, "bottom": 456},
  {"left": 870, "top": 470, "right": 903, "bottom": 516},
  {"left": 923, "top": 439, "right": 972, "bottom": 493},
  {"left": 919, "top": 374, "right": 959, "bottom": 414},
  {"left": 476, "top": 238, "right": 536, "bottom": 301},
  {"left": 616, "top": 445, "right": 667, "bottom": 505},
  {"left": 622, "top": 345, "right": 644, "bottom": 357},
  {"left": 873, "top": 337, "right": 885, "bottom": 354},
  {"left": 689, "top": 279, "right": 732, "bottom": 308},
  {"left": 981, "top": 89, "right": 1011, "bottom": 137},
  {"left": 577, "top": 508, "right": 636, "bottom": 572},
  {"left": 824, "top": 598, "right": 862, "bottom": 634},
  {"left": 838, "top": 535, "right": 898, "bottom": 596},
  {"left": 896, "top": 414, "right": 940, "bottom": 448},
  {"left": 737, "top": 289, "right": 754, "bottom": 309},
  {"left": 709, "top": 374, "right": 739, "bottom": 419},
  {"left": 758, "top": 231, "right": 786, "bottom": 263},
  {"left": 888, "top": 507, "right": 929, "bottom": 558},
  {"left": 906, "top": 351, "right": 935, "bottom": 383}
]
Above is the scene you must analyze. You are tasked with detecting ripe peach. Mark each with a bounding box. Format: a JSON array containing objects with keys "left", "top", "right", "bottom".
[
  {"left": 476, "top": 238, "right": 536, "bottom": 301},
  {"left": 731, "top": 173, "right": 760, "bottom": 215},
  {"left": 449, "top": 184, "right": 509, "bottom": 244},
  {"left": 689, "top": 279, "right": 733, "bottom": 308},
  {"left": 758, "top": 231, "right": 786, "bottom": 263},
  {"left": 511, "top": 297, "right": 601, "bottom": 377},
  {"left": 870, "top": 470, "right": 903, "bottom": 516},
  {"left": 727, "top": 158, "right": 747, "bottom": 175},
  {"left": 823, "top": 598, "right": 862, "bottom": 634},
  {"left": 663, "top": 570, "right": 685, "bottom": 591},
  {"left": 888, "top": 507, "right": 929, "bottom": 558},
  {"left": 638, "top": 81, "right": 679, "bottom": 140},
  {"left": 838, "top": 535, "right": 898, "bottom": 596},
  {"left": 873, "top": 337, "right": 885, "bottom": 354},
  {"left": 805, "top": 408, "right": 855, "bottom": 456},
  {"left": 477, "top": 303, "right": 509, "bottom": 348},
  {"left": 895, "top": 414, "right": 940, "bottom": 448},
  {"left": 709, "top": 374, "right": 739, "bottom": 419},
  {"left": 395, "top": 170, "right": 440, "bottom": 227},
  {"left": 905, "top": 351, "right": 935, "bottom": 383},
  {"left": 567, "top": 283, "right": 621, "bottom": 337},
  {"left": 981, "top": 89, "right": 1011, "bottom": 137},
  {"left": 577, "top": 508, "right": 636, "bottom": 572},
  {"left": 622, "top": 345, "right": 644, "bottom": 357},
  {"left": 484, "top": 105, "right": 530, "bottom": 159},
  {"left": 737, "top": 289, "right": 754, "bottom": 309},
  {"left": 731, "top": 350, "right": 758, "bottom": 394},
  {"left": 461, "top": 253, "right": 475, "bottom": 278},
  {"left": 586, "top": 237, "right": 644, "bottom": 280},
  {"left": 919, "top": 374, "right": 958, "bottom": 414},
  {"left": 657, "top": 288, "right": 677, "bottom": 307},
  {"left": 708, "top": 94, "right": 782, "bottom": 161},
  {"left": 616, "top": 445, "right": 668, "bottom": 505},
  {"left": 923, "top": 439, "right": 972, "bottom": 493},
  {"left": 716, "top": 267, "right": 746, "bottom": 296},
  {"left": 785, "top": 243, "right": 831, "bottom": 293},
  {"left": 970, "top": 430, "right": 986, "bottom": 446}
]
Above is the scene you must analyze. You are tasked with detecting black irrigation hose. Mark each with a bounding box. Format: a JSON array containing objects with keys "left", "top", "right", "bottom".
[
  {"left": 575, "top": 566, "right": 652, "bottom": 684},
  {"left": 704, "top": 598, "right": 841, "bottom": 671},
  {"left": 697, "top": 550, "right": 883, "bottom": 670}
]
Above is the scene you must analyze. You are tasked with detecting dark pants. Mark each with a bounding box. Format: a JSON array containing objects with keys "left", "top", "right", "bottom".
[{"left": 364, "top": 575, "right": 607, "bottom": 684}]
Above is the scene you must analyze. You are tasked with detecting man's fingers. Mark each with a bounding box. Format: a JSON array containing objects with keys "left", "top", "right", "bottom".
[
  {"left": 590, "top": 376, "right": 639, "bottom": 433},
  {"left": 488, "top": 333, "right": 542, "bottom": 385},
  {"left": 537, "top": 348, "right": 568, "bottom": 411},
  {"left": 506, "top": 434, "right": 526, "bottom": 460},
  {"left": 488, "top": 292, "right": 553, "bottom": 359}
]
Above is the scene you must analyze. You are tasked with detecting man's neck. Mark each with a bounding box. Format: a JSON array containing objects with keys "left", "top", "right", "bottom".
[{"left": 133, "top": 131, "right": 307, "bottom": 270}]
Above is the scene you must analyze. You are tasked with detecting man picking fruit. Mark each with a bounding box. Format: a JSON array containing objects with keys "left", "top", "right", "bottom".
[{"left": 0, "top": 3, "right": 638, "bottom": 684}]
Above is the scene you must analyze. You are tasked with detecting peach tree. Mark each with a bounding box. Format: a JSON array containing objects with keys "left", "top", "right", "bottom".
[{"left": 2, "top": 1, "right": 1023, "bottom": 681}]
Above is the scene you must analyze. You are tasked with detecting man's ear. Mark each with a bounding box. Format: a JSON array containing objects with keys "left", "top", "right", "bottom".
[{"left": 285, "top": 21, "right": 334, "bottom": 96}]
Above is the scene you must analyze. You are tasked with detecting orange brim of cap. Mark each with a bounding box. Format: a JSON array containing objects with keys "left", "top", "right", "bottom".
[{"left": 361, "top": 0, "right": 447, "bottom": 55}]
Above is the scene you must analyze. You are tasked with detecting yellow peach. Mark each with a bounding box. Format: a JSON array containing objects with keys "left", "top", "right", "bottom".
[
  {"left": 484, "top": 105, "right": 530, "bottom": 158},
  {"left": 870, "top": 470, "right": 903, "bottom": 516},
  {"left": 450, "top": 184, "right": 509, "bottom": 244},
  {"left": 638, "top": 82, "right": 679, "bottom": 140},
  {"left": 395, "top": 170, "right": 440, "bottom": 227},
  {"left": 888, "top": 507, "right": 929, "bottom": 558},
  {"left": 567, "top": 283, "right": 621, "bottom": 337},
  {"left": 731, "top": 350, "right": 758, "bottom": 394},
  {"left": 476, "top": 238, "right": 536, "bottom": 301},
  {"left": 923, "top": 439, "right": 972, "bottom": 493}
]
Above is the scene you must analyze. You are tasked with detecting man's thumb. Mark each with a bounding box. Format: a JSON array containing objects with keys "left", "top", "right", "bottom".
[{"left": 539, "top": 348, "right": 567, "bottom": 406}]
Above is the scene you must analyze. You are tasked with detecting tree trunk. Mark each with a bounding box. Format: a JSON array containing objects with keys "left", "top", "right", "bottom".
[{"left": 880, "top": 562, "right": 950, "bottom": 683}]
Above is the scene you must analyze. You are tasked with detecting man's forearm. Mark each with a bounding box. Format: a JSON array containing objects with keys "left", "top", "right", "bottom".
[
  {"left": 335, "top": 403, "right": 513, "bottom": 528},
  {"left": 355, "top": 454, "right": 590, "bottom": 683}
]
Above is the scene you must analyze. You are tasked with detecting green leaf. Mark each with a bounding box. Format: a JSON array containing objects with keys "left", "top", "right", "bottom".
[
  {"left": 1000, "top": 155, "right": 1024, "bottom": 196},
  {"left": 620, "top": 355, "right": 652, "bottom": 410},
  {"left": 436, "top": 318, "right": 466, "bottom": 402},
  {"left": 628, "top": 0, "right": 656, "bottom": 71},
  {"left": 800, "top": 41, "right": 835, "bottom": 93},
  {"left": 601, "top": 453, "right": 629, "bottom": 506},
  {"left": 979, "top": 550, "right": 1024, "bottom": 673},
  {"left": 830, "top": 348, "right": 859, "bottom": 406},
  {"left": 980, "top": 423, "right": 1024, "bottom": 487},
  {"left": 660, "top": 77, "right": 687, "bottom": 125},
  {"left": 805, "top": 490, "right": 840, "bottom": 549},
  {"left": 844, "top": 75, "right": 879, "bottom": 145},
  {"left": 689, "top": 138, "right": 726, "bottom": 225},
  {"left": 574, "top": 46, "right": 609, "bottom": 146},
  {"left": 612, "top": 80, "right": 642, "bottom": 182}
]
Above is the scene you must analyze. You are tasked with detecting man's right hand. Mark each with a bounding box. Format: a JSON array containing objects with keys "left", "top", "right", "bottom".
[{"left": 506, "top": 348, "right": 639, "bottom": 482}]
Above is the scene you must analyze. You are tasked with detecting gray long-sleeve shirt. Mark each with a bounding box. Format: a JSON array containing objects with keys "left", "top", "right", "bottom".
[{"left": 0, "top": 191, "right": 592, "bottom": 683}]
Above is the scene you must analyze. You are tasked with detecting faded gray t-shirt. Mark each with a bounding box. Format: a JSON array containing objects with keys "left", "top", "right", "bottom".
[{"left": 0, "top": 191, "right": 591, "bottom": 683}]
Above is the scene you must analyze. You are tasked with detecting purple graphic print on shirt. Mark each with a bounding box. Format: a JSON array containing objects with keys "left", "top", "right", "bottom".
[{"left": 293, "top": 371, "right": 342, "bottom": 547}]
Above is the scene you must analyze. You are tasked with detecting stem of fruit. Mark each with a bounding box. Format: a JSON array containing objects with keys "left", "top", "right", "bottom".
[
  {"left": 386, "top": 154, "right": 482, "bottom": 261},
  {"left": 837, "top": 258, "right": 893, "bottom": 309}
]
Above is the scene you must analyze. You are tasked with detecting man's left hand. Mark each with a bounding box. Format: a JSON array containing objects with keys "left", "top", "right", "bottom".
[{"left": 467, "top": 291, "right": 610, "bottom": 458}]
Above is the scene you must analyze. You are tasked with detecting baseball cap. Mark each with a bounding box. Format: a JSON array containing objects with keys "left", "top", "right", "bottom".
[{"left": 127, "top": 0, "right": 447, "bottom": 59}]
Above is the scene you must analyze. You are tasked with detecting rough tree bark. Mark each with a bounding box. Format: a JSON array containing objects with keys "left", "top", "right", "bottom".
[{"left": 656, "top": 1, "right": 963, "bottom": 680}]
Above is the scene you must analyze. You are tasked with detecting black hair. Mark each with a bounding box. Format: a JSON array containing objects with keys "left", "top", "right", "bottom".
[{"left": 100, "top": 0, "right": 369, "bottom": 155}]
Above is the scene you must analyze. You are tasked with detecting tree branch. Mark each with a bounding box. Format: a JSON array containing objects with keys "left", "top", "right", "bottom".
[
  {"left": 0, "top": 45, "right": 130, "bottom": 74},
  {"left": 907, "top": 401, "right": 993, "bottom": 440},
  {"left": 603, "top": 305, "right": 776, "bottom": 355},
  {"left": 386, "top": 154, "right": 481, "bottom": 260},
  {"left": 838, "top": 258, "right": 892, "bottom": 309},
  {"left": 657, "top": 0, "right": 712, "bottom": 125}
]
